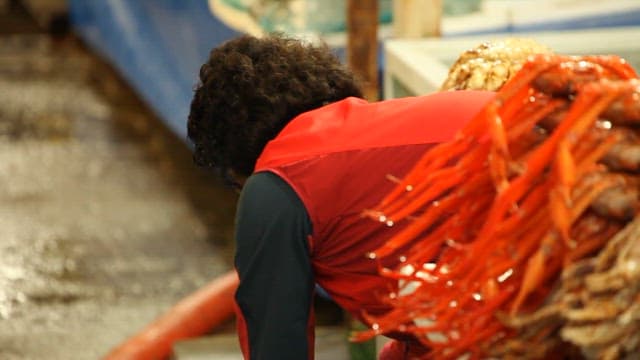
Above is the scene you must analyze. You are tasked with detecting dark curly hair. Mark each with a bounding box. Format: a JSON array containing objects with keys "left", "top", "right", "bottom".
[{"left": 188, "top": 34, "right": 363, "bottom": 177}]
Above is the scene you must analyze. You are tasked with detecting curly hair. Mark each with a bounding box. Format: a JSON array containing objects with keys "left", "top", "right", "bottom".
[{"left": 188, "top": 34, "right": 363, "bottom": 177}]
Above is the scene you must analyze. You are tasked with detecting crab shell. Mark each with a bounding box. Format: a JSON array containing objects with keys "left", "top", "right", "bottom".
[{"left": 441, "top": 38, "right": 554, "bottom": 91}]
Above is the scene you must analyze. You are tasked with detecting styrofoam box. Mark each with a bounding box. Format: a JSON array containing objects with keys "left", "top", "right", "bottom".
[{"left": 383, "top": 26, "right": 640, "bottom": 99}]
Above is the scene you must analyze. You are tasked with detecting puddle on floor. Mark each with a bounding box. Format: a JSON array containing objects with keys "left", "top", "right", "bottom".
[{"left": 0, "top": 31, "right": 238, "bottom": 360}]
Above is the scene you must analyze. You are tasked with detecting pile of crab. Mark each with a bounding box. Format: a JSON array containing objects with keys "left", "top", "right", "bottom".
[{"left": 356, "top": 54, "right": 640, "bottom": 359}]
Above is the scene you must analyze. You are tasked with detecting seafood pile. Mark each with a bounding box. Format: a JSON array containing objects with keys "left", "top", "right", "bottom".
[
  {"left": 355, "top": 54, "right": 640, "bottom": 359},
  {"left": 494, "top": 216, "right": 640, "bottom": 359}
]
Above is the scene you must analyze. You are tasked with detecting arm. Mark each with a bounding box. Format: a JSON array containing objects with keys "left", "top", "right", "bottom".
[{"left": 234, "top": 171, "right": 314, "bottom": 360}]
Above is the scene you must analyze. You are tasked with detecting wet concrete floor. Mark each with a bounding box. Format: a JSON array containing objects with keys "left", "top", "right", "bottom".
[{"left": 0, "top": 31, "right": 239, "bottom": 359}]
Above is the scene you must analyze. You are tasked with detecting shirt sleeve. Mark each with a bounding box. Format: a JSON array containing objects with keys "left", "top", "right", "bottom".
[{"left": 234, "top": 171, "right": 314, "bottom": 360}]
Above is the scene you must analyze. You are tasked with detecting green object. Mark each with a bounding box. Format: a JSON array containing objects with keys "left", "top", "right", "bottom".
[
  {"left": 443, "top": 0, "right": 481, "bottom": 16},
  {"left": 220, "top": 0, "right": 251, "bottom": 11},
  {"left": 347, "top": 318, "right": 377, "bottom": 360},
  {"left": 220, "top": 0, "right": 393, "bottom": 34}
]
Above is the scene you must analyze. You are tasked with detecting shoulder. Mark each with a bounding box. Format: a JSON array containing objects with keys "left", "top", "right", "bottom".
[
  {"left": 240, "top": 171, "right": 302, "bottom": 205},
  {"left": 236, "top": 171, "right": 310, "bottom": 228}
]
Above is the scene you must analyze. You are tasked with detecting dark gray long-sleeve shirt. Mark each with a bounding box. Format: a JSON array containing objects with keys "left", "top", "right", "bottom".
[{"left": 234, "top": 171, "right": 314, "bottom": 359}]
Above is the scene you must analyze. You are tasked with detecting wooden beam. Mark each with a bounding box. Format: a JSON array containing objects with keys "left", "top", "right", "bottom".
[
  {"left": 346, "top": 0, "right": 379, "bottom": 101},
  {"left": 392, "top": 0, "right": 442, "bottom": 38}
]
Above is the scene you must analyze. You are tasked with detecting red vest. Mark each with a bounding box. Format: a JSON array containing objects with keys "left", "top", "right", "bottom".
[
  {"left": 254, "top": 91, "right": 494, "bottom": 320},
  {"left": 255, "top": 91, "right": 494, "bottom": 317}
]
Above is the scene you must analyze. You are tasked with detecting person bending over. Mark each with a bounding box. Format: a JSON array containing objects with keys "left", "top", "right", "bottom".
[{"left": 188, "top": 34, "right": 494, "bottom": 359}]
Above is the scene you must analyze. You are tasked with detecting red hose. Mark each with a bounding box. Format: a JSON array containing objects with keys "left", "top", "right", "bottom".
[{"left": 103, "top": 270, "right": 239, "bottom": 360}]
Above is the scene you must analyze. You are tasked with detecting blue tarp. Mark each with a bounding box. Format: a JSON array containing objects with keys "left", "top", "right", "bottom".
[
  {"left": 69, "top": 0, "right": 376, "bottom": 142},
  {"left": 69, "top": 0, "right": 240, "bottom": 141}
]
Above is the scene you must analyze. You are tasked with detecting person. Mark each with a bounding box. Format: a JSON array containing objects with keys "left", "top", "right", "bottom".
[{"left": 187, "top": 34, "right": 495, "bottom": 359}]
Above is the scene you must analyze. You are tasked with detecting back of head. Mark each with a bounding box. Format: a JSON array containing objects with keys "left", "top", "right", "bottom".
[{"left": 188, "top": 34, "right": 363, "bottom": 177}]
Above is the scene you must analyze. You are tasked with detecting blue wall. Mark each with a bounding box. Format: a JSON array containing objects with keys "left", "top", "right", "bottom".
[{"left": 70, "top": 0, "right": 240, "bottom": 140}]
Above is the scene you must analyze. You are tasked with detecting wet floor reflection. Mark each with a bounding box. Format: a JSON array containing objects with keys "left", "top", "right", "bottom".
[{"left": 0, "top": 33, "right": 238, "bottom": 359}]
